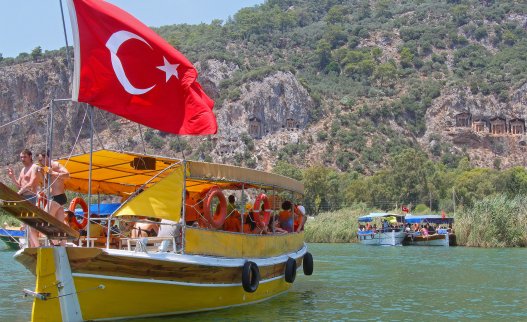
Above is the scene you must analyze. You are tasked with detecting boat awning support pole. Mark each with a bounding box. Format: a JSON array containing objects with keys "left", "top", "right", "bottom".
[
  {"left": 86, "top": 104, "right": 94, "bottom": 243},
  {"left": 240, "top": 183, "right": 245, "bottom": 233},
  {"left": 181, "top": 160, "right": 187, "bottom": 254}
]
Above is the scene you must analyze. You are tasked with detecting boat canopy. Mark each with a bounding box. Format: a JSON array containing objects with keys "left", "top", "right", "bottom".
[
  {"left": 404, "top": 214, "right": 454, "bottom": 224},
  {"left": 58, "top": 149, "right": 304, "bottom": 196},
  {"left": 58, "top": 149, "right": 304, "bottom": 222},
  {"left": 358, "top": 212, "right": 405, "bottom": 222}
]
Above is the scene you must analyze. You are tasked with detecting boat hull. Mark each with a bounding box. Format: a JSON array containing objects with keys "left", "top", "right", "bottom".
[
  {"left": 16, "top": 242, "right": 307, "bottom": 321},
  {"left": 357, "top": 230, "right": 406, "bottom": 246},
  {"left": 404, "top": 233, "right": 456, "bottom": 246}
]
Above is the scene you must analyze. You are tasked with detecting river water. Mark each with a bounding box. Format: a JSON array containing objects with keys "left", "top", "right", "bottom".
[{"left": 1, "top": 243, "right": 526, "bottom": 321}]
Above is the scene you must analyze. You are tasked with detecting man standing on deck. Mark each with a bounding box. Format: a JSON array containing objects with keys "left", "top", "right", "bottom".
[
  {"left": 7, "top": 149, "right": 42, "bottom": 203},
  {"left": 36, "top": 150, "right": 70, "bottom": 206},
  {"left": 7, "top": 149, "right": 42, "bottom": 247}
]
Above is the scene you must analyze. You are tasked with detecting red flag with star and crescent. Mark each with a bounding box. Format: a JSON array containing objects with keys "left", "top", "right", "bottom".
[{"left": 67, "top": 0, "right": 217, "bottom": 135}]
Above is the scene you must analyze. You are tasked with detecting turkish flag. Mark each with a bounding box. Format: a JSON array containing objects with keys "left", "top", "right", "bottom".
[
  {"left": 67, "top": 0, "right": 217, "bottom": 135},
  {"left": 401, "top": 205, "right": 409, "bottom": 213}
]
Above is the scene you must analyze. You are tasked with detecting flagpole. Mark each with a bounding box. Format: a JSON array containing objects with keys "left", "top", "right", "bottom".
[{"left": 58, "top": 0, "right": 71, "bottom": 69}]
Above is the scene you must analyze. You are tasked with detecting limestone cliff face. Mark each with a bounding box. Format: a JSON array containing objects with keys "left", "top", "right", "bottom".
[
  {"left": 0, "top": 58, "right": 314, "bottom": 173},
  {"left": 421, "top": 84, "right": 527, "bottom": 168},
  {"left": 209, "top": 67, "right": 313, "bottom": 170},
  {"left": 0, "top": 58, "right": 70, "bottom": 165}
]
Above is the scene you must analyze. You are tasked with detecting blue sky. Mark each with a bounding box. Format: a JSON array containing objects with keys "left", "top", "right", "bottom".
[{"left": 0, "top": 0, "right": 264, "bottom": 58}]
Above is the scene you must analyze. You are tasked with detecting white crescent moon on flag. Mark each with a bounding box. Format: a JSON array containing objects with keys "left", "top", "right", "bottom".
[{"left": 106, "top": 30, "right": 156, "bottom": 95}]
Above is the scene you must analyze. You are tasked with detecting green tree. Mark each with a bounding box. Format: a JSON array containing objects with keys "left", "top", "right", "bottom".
[
  {"left": 315, "top": 40, "right": 332, "bottom": 70},
  {"left": 302, "top": 165, "right": 330, "bottom": 215},
  {"left": 400, "top": 47, "right": 414, "bottom": 68},
  {"left": 31, "top": 46, "right": 42, "bottom": 61},
  {"left": 272, "top": 161, "right": 303, "bottom": 181},
  {"left": 373, "top": 62, "right": 397, "bottom": 85},
  {"left": 325, "top": 5, "right": 346, "bottom": 24}
]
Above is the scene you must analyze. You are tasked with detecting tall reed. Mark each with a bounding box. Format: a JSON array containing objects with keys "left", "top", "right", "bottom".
[
  {"left": 454, "top": 194, "right": 527, "bottom": 247},
  {"left": 304, "top": 208, "right": 363, "bottom": 243}
]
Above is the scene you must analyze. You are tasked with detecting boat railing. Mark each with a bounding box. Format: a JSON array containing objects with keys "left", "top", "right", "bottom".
[{"left": 358, "top": 227, "right": 404, "bottom": 234}]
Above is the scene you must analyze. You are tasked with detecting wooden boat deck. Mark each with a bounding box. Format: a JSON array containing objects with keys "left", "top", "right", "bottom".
[{"left": 0, "top": 182, "right": 79, "bottom": 239}]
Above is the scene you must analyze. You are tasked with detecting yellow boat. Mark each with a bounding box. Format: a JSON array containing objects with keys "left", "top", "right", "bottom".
[
  {"left": 4, "top": 149, "right": 313, "bottom": 321},
  {"left": 0, "top": 1, "right": 313, "bottom": 320}
]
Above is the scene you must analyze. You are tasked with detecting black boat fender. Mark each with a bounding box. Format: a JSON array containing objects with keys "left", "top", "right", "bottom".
[
  {"left": 303, "top": 252, "right": 314, "bottom": 276},
  {"left": 242, "top": 261, "right": 260, "bottom": 293},
  {"left": 284, "top": 257, "right": 297, "bottom": 283}
]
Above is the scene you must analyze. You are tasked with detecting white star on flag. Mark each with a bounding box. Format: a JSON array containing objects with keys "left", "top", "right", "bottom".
[{"left": 157, "top": 57, "right": 179, "bottom": 82}]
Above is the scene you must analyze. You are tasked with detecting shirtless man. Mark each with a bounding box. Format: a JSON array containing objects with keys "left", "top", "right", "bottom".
[
  {"left": 36, "top": 150, "right": 70, "bottom": 206},
  {"left": 7, "top": 149, "right": 41, "bottom": 203},
  {"left": 7, "top": 149, "right": 42, "bottom": 247}
]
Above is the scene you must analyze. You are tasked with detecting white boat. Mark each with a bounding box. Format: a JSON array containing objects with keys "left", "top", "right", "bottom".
[
  {"left": 404, "top": 215, "right": 456, "bottom": 246},
  {"left": 357, "top": 213, "right": 406, "bottom": 246}
]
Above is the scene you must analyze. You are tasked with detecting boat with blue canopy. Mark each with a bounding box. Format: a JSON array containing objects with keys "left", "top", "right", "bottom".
[
  {"left": 404, "top": 214, "right": 456, "bottom": 246},
  {"left": 0, "top": 227, "right": 26, "bottom": 250},
  {"left": 357, "top": 213, "right": 406, "bottom": 246}
]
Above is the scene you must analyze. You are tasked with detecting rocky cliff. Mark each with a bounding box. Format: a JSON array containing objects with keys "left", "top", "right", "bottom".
[
  {"left": 1, "top": 55, "right": 527, "bottom": 176},
  {"left": 0, "top": 57, "right": 314, "bottom": 172}
]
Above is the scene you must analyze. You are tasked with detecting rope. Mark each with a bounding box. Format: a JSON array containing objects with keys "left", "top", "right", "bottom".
[
  {"left": 0, "top": 106, "right": 48, "bottom": 129},
  {"left": 40, "top": 105, "right": 88, "bottom": 193},
  {"left": 97, "top": 109, "right": 125, "bottom": 151},
  {"left": 0, "top": 228, "right": 24, "bottom": 247},
  {"left": 138, "top": 124, "right": 147, "bottom": 154}
]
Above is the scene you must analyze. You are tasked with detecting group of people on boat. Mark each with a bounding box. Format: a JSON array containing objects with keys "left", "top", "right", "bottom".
[
  {"left": 6, "top": 148, "right": 308, "bottom": 249},
  {"left": 117, "top": 193, "right": 307, "bottom": 239},
  {"left": 6, "top": 148, "right": 70, "bottom": 246}
]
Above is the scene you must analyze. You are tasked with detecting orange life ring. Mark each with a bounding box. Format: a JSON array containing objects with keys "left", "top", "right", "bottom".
[
  {"left": 202, "top": 187, "right": 227, "bottom": 229},
  {"left": 68, "top": 197, "right": 89, "bottom": 229},
  {"left": 36, "top": 192, "right": 47, "bottom": 209},
  {"left": 253, "top": 193, "right": 271, "bottom": 227}
]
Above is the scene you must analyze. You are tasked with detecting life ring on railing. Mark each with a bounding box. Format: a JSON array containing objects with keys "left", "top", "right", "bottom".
[
  {"left": 253, "top": 193, "right": 271, "bottom": 228},
  {"left": 36, "top": 192, "right": 47, "bottom": 209},
  {"left": 284, "top": 257, "right": 297, "bottom": 283},
  {"left": 303, "top": 252, "right": 314, "bottom": 276},
  {"left": 68, "top": 197, "right": 89, "bottom": 229},
  {"left": 242, "top": 261, "right": 260, "bottom": 293},
  {"left": 202, "top": 186, "right": 227, "bottom": 229}
]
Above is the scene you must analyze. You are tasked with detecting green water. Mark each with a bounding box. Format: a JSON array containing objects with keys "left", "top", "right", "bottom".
[{"left": 1, "top": 243, "right": 526, "bottom": 321}]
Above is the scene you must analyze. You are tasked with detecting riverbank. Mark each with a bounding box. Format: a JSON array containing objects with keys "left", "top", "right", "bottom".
[{"left": 305, "top": 195, "right": 527, "bottom": 247}]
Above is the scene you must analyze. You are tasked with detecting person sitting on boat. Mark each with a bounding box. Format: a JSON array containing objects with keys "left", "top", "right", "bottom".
[
  {"left": 278, "top": 200, "right": 294, "bottom": 233},
  {"left": 382, "top": 219, "right": 389, "bottom": 231},
  {"left": 420, "top": 226, "right": 429, "bottom": 237},
  {"left": 131, "top": 217, "right": 159, "bottom": 237},
  {"left": 294, "top": 205, "right": 307, "bottom": 232},
  {"left": 242, "top": 210, "right": 268, "bottom": 234},
  {"left": 64, "top": 210, "right": 82, "bottom": 231},
  {"left": 157, "top": 218, "right": 182, "bottom": 252},
  {"left": 268, "top": 214, "right": 287, "bottom": 234},
  {"left": 222, "top": 195, "right": 242, "bottom": 232}
]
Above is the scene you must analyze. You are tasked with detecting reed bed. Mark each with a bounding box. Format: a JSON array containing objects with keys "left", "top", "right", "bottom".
[
  {"left": 454, "top": 195, "right": 527, "bottom": 247},
  {"left": 304, "top": 208, "right": 362, "bottom": 243}
]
